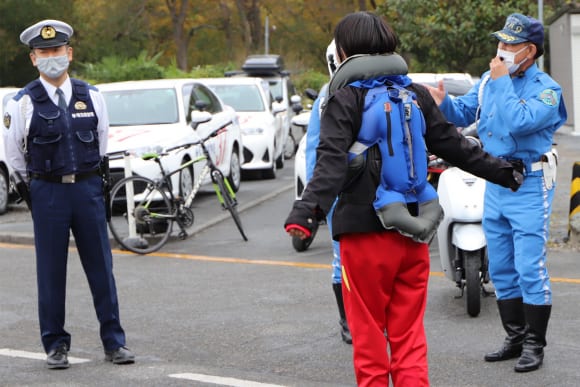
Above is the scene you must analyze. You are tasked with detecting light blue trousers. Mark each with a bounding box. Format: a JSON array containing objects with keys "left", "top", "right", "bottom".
[{"left": 483, "top": 173, "right": 553, "bottom": 305}]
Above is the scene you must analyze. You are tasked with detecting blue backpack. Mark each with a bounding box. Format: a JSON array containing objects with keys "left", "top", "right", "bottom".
[{"left": 347, "top": 77, "right": 442, "bottom": 243}]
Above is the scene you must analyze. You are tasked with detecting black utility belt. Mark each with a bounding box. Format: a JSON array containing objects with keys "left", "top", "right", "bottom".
[{"left": 31, "top": 170, "right": 99, "bottom": 184}]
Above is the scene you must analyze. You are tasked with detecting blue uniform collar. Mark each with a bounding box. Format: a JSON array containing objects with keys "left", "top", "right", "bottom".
[{"left": 514, "top": 62, "right": 539, "bottom": 79}]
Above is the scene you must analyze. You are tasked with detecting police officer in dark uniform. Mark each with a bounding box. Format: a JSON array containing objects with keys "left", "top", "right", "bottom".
[{"left": 3, "top": 19, "right": 134, "bottom": 369}]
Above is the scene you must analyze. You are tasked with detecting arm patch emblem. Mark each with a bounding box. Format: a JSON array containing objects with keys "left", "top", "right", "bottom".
[
  {"left": 539, "top": 89, "right": 558, "bottom": 106},
  {"left": 3, "top": 113, "right": 10, "bottom": 129}
]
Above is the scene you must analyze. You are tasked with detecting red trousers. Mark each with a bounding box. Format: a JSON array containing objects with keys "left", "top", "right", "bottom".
[{"left": 340, "top": 231, "right": 430, "bottom": 387}]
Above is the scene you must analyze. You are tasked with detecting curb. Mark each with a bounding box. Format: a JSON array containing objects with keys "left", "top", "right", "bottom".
[{"left": 0, "top": 183, "right": 294, "bottom": 247}]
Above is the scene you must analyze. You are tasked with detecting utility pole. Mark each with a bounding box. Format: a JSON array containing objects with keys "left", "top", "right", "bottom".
[
  {"left": 538, "top": 0, "right": 544, "bottom": 71},
  {"left": 265, "top": 16, "right": 269, "bottom": 55}
]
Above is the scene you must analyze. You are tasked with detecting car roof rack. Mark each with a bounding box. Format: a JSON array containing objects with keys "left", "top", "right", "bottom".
[
  {"left": 240, "top": 55, "right": 290, "bottom": 76},
  {"left": 224, "top": 70, "right": 246, "bottom": 78}
]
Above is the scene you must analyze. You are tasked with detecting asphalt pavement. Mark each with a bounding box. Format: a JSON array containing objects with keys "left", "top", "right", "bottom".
[{"left": 1, "top": 128, "right": 580, "bottom": 386}]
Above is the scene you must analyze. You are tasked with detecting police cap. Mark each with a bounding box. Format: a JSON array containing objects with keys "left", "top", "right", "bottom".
[
  {"left": 492, "top": 13, "right": 544, "bottom": 46},
  {"left": 20, "top": 19, "right": 73, "bottom": 49}
]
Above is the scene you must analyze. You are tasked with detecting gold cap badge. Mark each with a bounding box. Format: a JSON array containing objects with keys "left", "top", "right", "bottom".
[{"left": 41, "top": 26, "right": 56, "bottom": 40}]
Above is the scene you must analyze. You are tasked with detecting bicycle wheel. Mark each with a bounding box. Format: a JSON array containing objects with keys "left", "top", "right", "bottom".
[
  {"left": 108, "top": 176, "right": 174, "bottom": 254},
  {"left": 212, "top": 170, "right": 248, "bottom": 241}
]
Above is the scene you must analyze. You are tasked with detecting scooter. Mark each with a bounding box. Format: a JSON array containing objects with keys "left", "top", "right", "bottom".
[
  {"left": 427, "top": 153, "right": 448, "bottom": 190},
  {"left": 435, "top": 135, "right": 492, "bottom": 317}
]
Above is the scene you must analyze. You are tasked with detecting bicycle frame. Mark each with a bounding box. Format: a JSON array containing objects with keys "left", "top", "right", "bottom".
[{"left": 107, "top": 124, "right": 246, "bottom": 253}]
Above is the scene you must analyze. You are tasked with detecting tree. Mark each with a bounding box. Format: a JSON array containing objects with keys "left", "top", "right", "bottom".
[
  {"left": 235, "top": 0, "right": 262, "bottom": 53},
  {"left": 0, "top": 0, "right": 74, "bottom": 86},
  {"left": 377, "top": 0, "right": 557, "bottom": 75}
]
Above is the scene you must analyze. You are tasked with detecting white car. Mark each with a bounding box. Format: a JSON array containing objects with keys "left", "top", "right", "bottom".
[
  {"left": 200, "top": 77, "right": 285, "bottom": 179},
  {"left": 97, "top": 78, "right": 244, "bottom": 199},
  {"left": 0, "top": 87, "right": 20, "bottom": 214},
  {"left": 229, "top": 55, "right": 302, "bottom": 159}
]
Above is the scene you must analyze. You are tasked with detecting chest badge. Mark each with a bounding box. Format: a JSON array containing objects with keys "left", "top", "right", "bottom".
[{"left": 74, "top": 101, "right": 87, "bottom": 110}]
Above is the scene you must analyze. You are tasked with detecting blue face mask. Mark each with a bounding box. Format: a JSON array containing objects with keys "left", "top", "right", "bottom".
[
  {"left": 35, "top": 55, "right": 69, "bottom": 78},
  {"left": 496, "top": 45, "right": 529, "bottom": 74}
]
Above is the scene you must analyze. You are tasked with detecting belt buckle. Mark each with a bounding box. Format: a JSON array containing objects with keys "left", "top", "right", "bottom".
[{"left": 62, "top": 174, "right": 75, "bottom": 183}]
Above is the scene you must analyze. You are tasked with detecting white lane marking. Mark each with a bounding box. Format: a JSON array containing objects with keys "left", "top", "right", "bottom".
[
  {"left": 168, "top": 373, "right": 287, "bottom": 387},
  {"left": 0, "top": 348, "right": 91, "bottom": 364}
]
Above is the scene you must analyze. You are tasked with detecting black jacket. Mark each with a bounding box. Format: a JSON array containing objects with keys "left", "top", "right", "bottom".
[{"left": 286, "top": 82, "right": 519, "bottom": 240}]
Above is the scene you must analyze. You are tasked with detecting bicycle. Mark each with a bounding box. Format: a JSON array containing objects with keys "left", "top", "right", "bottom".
[{"left": 107, "top": 125, "right": 248, "bottom": 255}]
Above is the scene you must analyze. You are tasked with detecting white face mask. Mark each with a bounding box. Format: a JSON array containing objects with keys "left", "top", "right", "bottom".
[
  {"left": 35, "top": 55, "right": 69, "bottom": 79},
  {"left": 496, "top": 45, "right": 529, "bottom": 75}
]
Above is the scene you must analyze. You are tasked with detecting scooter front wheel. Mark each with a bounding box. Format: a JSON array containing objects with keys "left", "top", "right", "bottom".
[{"left": 463, "top": 249, "right": 482, "bottom": 317}]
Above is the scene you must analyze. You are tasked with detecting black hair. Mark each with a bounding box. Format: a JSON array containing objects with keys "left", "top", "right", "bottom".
[{"left": 333, "top": 12, "right": 399, "bottom": 60}]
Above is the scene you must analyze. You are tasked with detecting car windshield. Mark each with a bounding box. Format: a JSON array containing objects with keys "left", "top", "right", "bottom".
[
  {"left": 102, "top": 88, "right": 179, "bottom": 126},
  {"left": 210, "top": 84, "right": 265, "bottom": 112}
]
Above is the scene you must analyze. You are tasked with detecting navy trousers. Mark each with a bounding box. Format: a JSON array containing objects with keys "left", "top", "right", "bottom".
[{"left": 30, "top": 175, "right": 126, "bottom": 353}]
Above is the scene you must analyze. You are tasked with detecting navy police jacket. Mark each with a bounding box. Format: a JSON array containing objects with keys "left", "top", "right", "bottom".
[{"left": 25, "top": 78, "right": 100, "bottom": 176}]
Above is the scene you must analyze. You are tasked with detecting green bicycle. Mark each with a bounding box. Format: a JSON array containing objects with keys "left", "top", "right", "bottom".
[{"left": 107, "top": 120, "right": 248, "bottom": 255}]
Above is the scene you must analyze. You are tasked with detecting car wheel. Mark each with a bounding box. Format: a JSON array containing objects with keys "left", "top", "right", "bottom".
[
  {"left": 0, "top": 169, "right": 8, "bottom": 215},
  {"left": 227, "top": 148, "right": 242, "bottom": 193},
  {"left": 283, "top": 133, "right": 296, "bottom": 160},
  {"left": 179, "top": 161, "right": 194, "bottom": 199}
]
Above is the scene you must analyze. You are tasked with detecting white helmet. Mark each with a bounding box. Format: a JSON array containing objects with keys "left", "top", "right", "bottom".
[{"left": 326, "top": 39, "right": 337, "bottom": 76}]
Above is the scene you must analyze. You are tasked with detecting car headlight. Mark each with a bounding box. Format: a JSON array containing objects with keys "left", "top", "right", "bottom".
[{"left": 241, "top": 127, "right": 265, "bottom": 135}]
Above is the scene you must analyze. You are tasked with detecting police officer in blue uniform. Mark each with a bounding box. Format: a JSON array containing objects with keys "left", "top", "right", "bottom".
[
  {"left": 3, "top": 19, "right": 134, "bottom": 369},
  {"left": 426, "top": 13, "right": 567, "bottom": 373},
  {"left": 304, "top": 40, "right": 351, "bottom": 344}
]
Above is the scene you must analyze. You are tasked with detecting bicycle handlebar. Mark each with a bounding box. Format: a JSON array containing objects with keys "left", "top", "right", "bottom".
[
  {"left": 106, "top": 149, "right": 131, "bottom": 161},
  {"left": 106, "top": 125, "right": 227, "bottom": 161},
  {"left": 165, "top": 126, "right": 226, "bottom": 153}
]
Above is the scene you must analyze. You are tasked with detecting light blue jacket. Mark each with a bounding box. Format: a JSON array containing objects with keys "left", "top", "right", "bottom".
[{"left": 439, "top": 64, "right": 567, "bottom": 170}]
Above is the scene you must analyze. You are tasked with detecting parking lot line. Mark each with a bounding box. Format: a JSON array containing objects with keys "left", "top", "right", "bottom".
[
  {"left": 168, "top": 372, "right": 286, "bottom": 387},
  {"left": 2, "top": 242, "right": 580, "bottom": 283},
  {"left": 116, "top": 249, "right": 332, "bottom": 269},
  {"left": 0, "top": 348, "right": 90, "bottom": 364}
]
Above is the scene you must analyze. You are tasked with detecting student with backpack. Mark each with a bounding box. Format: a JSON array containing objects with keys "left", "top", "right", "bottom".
[{"left": 284, "top": 11, "right": 524, "bottom": 387}]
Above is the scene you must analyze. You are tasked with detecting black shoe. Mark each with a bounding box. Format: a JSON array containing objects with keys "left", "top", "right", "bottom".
[
  {"left": 47, "top": 343, "right": 69, "bottom": 369},
  {"left": 514, "top": 346, "right": 544, "bottom": 372},
  {"left": 484, "top": 298, "right": 525, "bottom": 362},
  {"left": 484, "top": 341, "right": 522, "bottom": 362},
  {"left": 104, "top": 346, "right": 135, "bottom": 364},
  {"left": 340, "top": 318, "right": 352, "bottom": 345}
]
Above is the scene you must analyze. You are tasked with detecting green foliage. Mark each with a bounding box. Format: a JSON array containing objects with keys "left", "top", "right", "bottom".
[
  {"left": 377, "top": 0, "right": 550, "bottom": 75},
  {"left": 291, "top": 70, "right": 328, "bottom": 95},
  {"left": 188, "top": 63, "right": 239, "bottom": 78},
  {"left": 0, "top": 0, "right": 570, "bottom": 86},
  {"left": 79, "top": 51, "right": 164, "bottom": 83}
]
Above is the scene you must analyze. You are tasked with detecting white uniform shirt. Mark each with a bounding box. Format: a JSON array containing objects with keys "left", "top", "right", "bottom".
[{"left": 3, "top": 76, "right": 109, "bottom": 179}]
